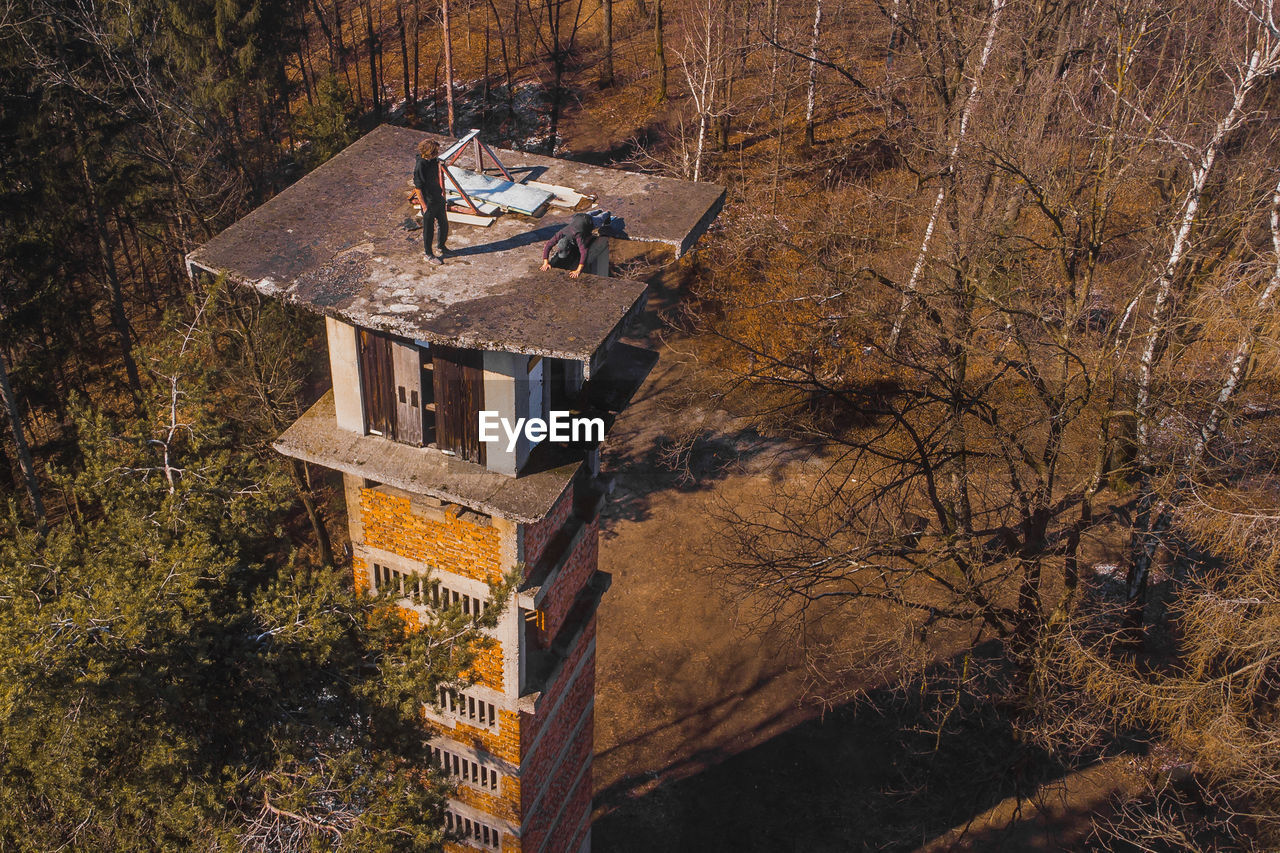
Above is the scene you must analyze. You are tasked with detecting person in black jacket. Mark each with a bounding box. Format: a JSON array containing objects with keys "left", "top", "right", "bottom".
[
  {"left": 540, "top": 212, "right": 595, "bottom": 278},
  {"left": 413, "top": 139, "right": 448, "bottom": 265}
]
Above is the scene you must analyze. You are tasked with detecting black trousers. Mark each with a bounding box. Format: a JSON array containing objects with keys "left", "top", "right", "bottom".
[{"left": 422, "top": 199, "right": 448, "bottom": 254}]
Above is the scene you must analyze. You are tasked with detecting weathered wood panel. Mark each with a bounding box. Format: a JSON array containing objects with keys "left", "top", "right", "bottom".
[
  {"left": 433, "top": 344, "right": 485, "bottom": 465},
  {"left": 358, "top": 328, "right": 395, "bottom": 437},
  {"left": 392, "top": 340, "right": 424, "bottom": 446}
]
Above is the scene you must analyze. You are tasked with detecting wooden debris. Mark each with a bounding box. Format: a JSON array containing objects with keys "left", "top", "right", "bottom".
[
  {"left": 446, "top": 211, "right": 496, "bottom": 227},
  {"left": 526, "top": 180, "right": 594, "bottom": 209}
]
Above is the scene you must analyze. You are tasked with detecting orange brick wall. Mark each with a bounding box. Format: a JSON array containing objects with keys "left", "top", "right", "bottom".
[
  {"left": 351, "top": 480, "right": 596, "bottom": 853},
  {"left": 444, "top": 713, "right": 520, "bottom": 765},
  {"left": 453, "top": 778, "right": 522, "bottom": 825},
  {"left": 444, "top": 832, "right": 522, "bottom": 853},
  {"left": 352, "top": 555, "right": 369, "bottom": 593},
  {"left": 464, "top": 639, "right": 505, "bottom": 692},
  {"left": 360, "top": 488, "right": 504, "bottom": 584},
  {"left": 444, "top": 837, "right": 520, "bottom": 853}
]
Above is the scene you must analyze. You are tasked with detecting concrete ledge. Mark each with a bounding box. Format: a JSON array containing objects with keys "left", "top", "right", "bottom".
[{"left": 274, "top": 391, "right": 580, "bottom": 523}]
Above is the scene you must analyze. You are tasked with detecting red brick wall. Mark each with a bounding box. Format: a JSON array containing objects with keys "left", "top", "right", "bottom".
[
  {"left": 521, "top": 482, "right": 575, "bottom": 576},
  {"left": 537, "top": 520, "right": 598, "bottom": 641},
  {"left": 520, "top": 657, "right": 593, "bottom": 801},
  {"left": 520, "top": 689, "right": 594, "bottom": 853},
  {"left": 520, "top": 615, "right": 596, "bottom": 759},
  {"left": 543, "top": 761, "right": 593, "bottom": 853}
]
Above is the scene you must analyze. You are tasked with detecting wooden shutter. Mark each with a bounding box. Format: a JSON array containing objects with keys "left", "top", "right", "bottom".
[
  {"left": 392, "top": 340, "right": 424, "bottom": 446},
  {"left": 358, "top": 328, "right": 395, "bottom": 437},
  {"left": 432, "top": 344, "right": 485, "bottom": 464},
  {"left": 420, "top": 346, "right": 437, "bottom": 446}
]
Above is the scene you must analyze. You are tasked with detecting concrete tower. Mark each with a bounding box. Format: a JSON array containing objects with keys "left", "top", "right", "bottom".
[{"left": 189, "top": 125, "right": 722, "bottom": 852}]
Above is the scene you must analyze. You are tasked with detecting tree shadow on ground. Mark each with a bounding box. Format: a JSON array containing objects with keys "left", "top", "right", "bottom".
[
  {"left": 598, "top": 425, "right": 811, "bottom": 535},
  {"left": 594, "top": 647, "right": 1127, "bottom": 853}
]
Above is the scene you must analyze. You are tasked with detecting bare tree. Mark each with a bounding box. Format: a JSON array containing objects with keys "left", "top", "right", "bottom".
[
  {"left": 886, "top": 0, "right": 1008, "bottom": 350},
  {"left": 687, "top": 0, "right": 1280, "bottom": 681},
  {"left": 523, "top": 0, "right": 592, "bottom": 147}
]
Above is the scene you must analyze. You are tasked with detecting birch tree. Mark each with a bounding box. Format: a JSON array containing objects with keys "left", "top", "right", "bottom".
[
  {"left": 803, "top": 0, "right": 822, "bottom": 146},
  {"left": 673, "top": 0, "right": 729, "bottom": 181},
  {"left": 1122, "top": 0, "right": 1280, "bottom": 634}
]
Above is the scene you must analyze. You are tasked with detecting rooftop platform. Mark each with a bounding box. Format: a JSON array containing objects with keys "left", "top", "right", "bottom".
[{"left": 187, "top": 124, "right": 725, "bottom": 362}]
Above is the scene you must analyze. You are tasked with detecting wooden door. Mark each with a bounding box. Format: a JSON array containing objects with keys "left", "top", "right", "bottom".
[
  {"left": 432, "top": 344, "right": 485, "bottom": 464},
  {"left": 392, "top": 340, "right": 424, "bottom": 446},
  {"left": 358, "top": 328, "right": 395, "bottom": 437}
]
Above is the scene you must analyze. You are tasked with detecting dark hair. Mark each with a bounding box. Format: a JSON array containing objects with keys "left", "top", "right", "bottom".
[{"left": 417, "top": 139, "right": 439, "bottom": 159}]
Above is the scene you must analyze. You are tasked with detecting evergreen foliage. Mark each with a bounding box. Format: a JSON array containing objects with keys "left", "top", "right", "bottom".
[{"left": 0, "top": 295, "right": 513, "bottom": 850}]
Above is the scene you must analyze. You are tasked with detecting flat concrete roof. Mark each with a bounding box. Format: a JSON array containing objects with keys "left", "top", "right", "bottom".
[
  {"left": 276, "top": 391, "right": 582, "bottom": 522},
  {"left": 187, "top": 124, "right": 724, "bottom": 362}
]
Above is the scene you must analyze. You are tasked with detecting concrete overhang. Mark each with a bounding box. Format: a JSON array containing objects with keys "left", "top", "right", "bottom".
[
  {"left": 275, "top": 391, "right": 586, "bottom": 523},
  {"left": 186, "top": 124, "right": 725, "bottom": 367}
]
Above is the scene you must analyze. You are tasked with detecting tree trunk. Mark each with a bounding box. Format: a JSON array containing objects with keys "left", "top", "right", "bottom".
[
  {"left": 691, "top": 5, "right": 717, "bottom": 183},
  {"left": 413, "top": 0, "right": 421, "bottom": 111},
  {"left": 77, "top": 152, "right": 145, "bottom": 409},
  {"left": 340, "top": 3, "right": 363, "bottom": 109},
  {"left": 483, "top": 14, "right": 491, "bottom": 123},
  {"left": 601, "top": 0, "right": 615, "bottom": 87},
  {"left": 290, "top": 459, "right": 334, "bottom": 567},
  {"left": 443, "top": 0, "right": 457, "bottom": 134},
  {"left": 803, "top": 0, "right": 823, "bottom": 146},
  {"left": 0, "top": 348, "right": 46, "bottom": 534},
  {"left": 364, "top": 0, "right": 381, "bottom": 119},
  {"left": 549, "top": 58, "right": 565, "bottom": 152},
  {"left": 654, "top": 0, "right": 667, "bottom": 104},
  {"left": 397, "top": 4, "right": 412, "bottom": 111},
  {"left": 485, "top": 0, "right": 515, "bottom": 121},
  {"left": 0, "top": 423, "right": 14, "bottom": 493}
]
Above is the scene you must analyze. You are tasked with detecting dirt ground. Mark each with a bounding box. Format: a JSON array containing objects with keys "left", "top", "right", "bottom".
[{"left": 584, "top": 263, "right": 1134, "bottom": 852}]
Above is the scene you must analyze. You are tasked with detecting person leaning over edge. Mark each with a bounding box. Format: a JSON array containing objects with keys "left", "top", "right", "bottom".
[
  {"left": 540, "top": 212, "right": 594, "bottom": 279},
  {"left": 413, "top": 139, "right": 448, "bottom": 266}
]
